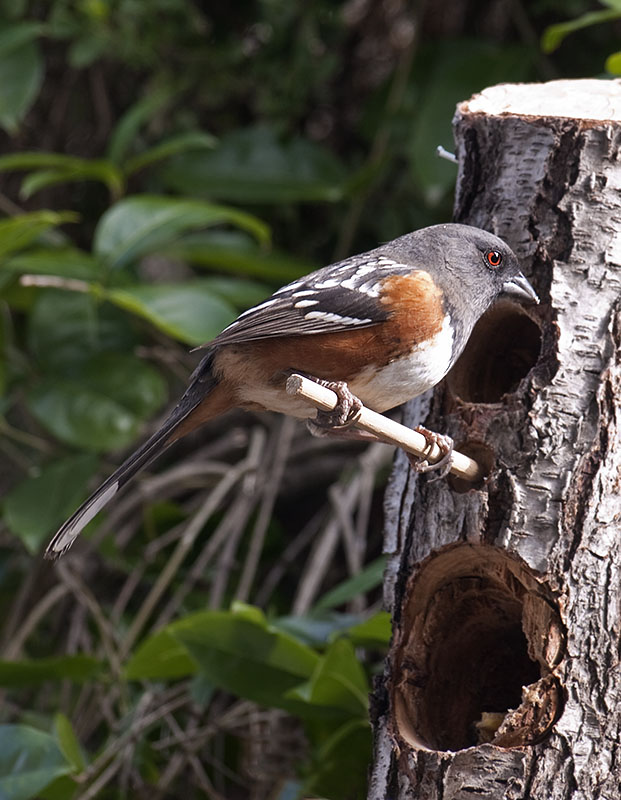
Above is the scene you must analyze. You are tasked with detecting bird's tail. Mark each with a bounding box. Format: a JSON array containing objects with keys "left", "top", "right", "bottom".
[{"left": 44, "top": 351, "right": 220, "bottom": 560}]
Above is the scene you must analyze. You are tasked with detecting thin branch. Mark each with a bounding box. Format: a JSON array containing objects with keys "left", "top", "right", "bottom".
[
  {"left": 207, "top": 490, "right": 256, "bottom": 610},
  {"left": 119, "top": 429, "right": 266, "bottom": 659},
  {"left": 19, "top": 274, "right": 91, "bottom": 292},
  {"left": 78, "top": 686, "right": 189, "bottom": 786},
  {"left": 328, "top": 482, "right": 363, "bottom": 575},
  {"left": 156, "top": 431, "right": 265, "bottom": 625},
  {"left": 254, "top": 509, "right": 324, "bottom": 607},
  {"left": 235, "top": 416, "right": 296, "bottom": 602},
  {"left": 286, "top": 374, "right": 484, "bottom": 482},
  {"left": 55, "top": 563, "right": 122, "bottom": 676},
  {"left": 293, "top": 442, "right": 391, "bottom": 614},
  {"left": 2, "top": 583, "right": 69, "bottom": 659}
]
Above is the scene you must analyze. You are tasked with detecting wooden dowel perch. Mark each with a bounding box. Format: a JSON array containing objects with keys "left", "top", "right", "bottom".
[{"left": 286, "top": 374, "right": 484, "bottom": 483}]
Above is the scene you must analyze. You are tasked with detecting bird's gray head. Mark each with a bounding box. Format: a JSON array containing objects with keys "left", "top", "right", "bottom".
[{"left": 386, "top": 223, "right": 538, "bottom": 327}]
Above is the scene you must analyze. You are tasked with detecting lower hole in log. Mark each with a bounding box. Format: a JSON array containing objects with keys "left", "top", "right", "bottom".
[
  {"left": 392, "top": 544, "right": 564, "bottom": 752},
  {"left": 446, "top": 300, "right": 542, "bottom": 403}
]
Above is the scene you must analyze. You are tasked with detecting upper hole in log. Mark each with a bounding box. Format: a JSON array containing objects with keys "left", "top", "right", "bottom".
[
  {"left": 448, "top": 440, "right": 495, "bottom": 493},
  {"left": 391, "top": 543, "right": 564, "bottom": 752},
  {"left": 447, "top": 300, "right": 541, "bottom": 404}
]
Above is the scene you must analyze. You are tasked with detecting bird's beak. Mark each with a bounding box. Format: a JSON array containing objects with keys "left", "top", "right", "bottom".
[{"left": 502, "top": 272, "right": 539, "bottom": 304}]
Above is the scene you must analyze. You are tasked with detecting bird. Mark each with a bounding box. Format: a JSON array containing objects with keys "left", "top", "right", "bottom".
[{"left": 44, "top": 223, "right": 538, "bottom": 560}]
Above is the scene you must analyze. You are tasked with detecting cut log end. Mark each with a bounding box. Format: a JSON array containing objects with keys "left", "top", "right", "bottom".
[{"left": 460, "top": 78, "right": 621, "bottom": 123}]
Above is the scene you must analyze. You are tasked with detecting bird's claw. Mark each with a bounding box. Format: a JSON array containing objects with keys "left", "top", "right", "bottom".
[
  {"left": 310, "top": 379, "right": 363, "bottom": 430},
  {"left": 408, "top": 426, "right": 454, "bottom": 481}
]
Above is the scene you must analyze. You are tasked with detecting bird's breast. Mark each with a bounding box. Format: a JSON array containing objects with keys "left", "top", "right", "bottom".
[{"left": 348, "top": 314, "right": 455, "bottom": 412}]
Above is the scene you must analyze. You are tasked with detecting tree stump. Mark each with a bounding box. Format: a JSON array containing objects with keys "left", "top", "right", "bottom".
[{"left": 369, "top": 79, "right": 621, "bottom": 799}]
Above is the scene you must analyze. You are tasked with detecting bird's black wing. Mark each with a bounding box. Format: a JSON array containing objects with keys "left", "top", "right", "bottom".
[{"left": 210, "top": 252, "right": 415, "bottom": 347}]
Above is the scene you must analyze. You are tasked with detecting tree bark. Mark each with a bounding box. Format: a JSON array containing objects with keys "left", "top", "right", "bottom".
[{"left": 369, "top": 79, "right": 621, "bottom": 799}]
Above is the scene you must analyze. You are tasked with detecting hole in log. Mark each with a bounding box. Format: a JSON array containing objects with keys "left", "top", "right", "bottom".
[
  {"left": 391, "top": 544, "right": 564, "bottom": 752},
  {"left": 448, "top": 441, "right": 496, "bottom": 493},
  {"left": 447, "top": 300, "right": 542, "bottom": 403}
]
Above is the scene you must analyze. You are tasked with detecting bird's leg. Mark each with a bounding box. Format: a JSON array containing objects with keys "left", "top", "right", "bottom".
[
  {"left": 408, "top": 426, "right": 454, "bottom": 479},
  {"left": 308, "top": 378, "right": 363, "bottom": 429}
]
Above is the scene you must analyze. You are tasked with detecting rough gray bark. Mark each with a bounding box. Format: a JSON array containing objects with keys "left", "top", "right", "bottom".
[{"left": 369, "top": 79, "right": 621, "bottom": 799}]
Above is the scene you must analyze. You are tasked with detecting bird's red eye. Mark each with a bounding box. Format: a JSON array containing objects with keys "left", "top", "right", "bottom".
[{"left": 486, "top": 250, "right": 502, "bottom": 268}]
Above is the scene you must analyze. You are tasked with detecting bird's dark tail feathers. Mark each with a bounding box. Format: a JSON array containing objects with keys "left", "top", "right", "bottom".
[{"left": 44, "top": 351, "right": 218, "bottom": 561}]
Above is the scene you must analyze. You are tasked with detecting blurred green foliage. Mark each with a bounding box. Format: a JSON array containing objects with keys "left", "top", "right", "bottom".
[{"left": 0, "top": 1, "right": 618, "bottom": 798}]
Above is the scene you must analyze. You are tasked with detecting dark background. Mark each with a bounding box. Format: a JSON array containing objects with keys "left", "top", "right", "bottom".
[{"left": 0, "top": 2, "right": 618, "bottom": 798}]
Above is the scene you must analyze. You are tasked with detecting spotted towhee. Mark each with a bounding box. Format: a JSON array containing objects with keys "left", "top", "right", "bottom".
[{"left": 45, "top": 223, "right": 538, "bottom": 559}]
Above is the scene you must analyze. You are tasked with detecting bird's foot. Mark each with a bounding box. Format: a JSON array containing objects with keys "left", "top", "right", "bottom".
[
  {"left": 307, "top": 379, "right": 363, "bottom": 431},
  {"left": 408, "top": 426, "right": 454, "bottom": 480}
]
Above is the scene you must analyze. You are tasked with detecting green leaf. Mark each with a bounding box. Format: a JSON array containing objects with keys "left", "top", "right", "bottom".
[
  {"left": 541, "top": 8, "right": 621, "bottom": 53},
  {"left": 0, "top": 152, "right": 87, "bottom": 171},
  {"left": 54, "top": 714, "right": 86, "bottom": 773},
  {"left": 94, "top": 195, "right": 269, "bottom": 270},
  {"left": 24, "top": 163, "right": 122, "bottom": 200},
  {"left": 194, "top": 276, "right": 269, "bottom": 309},
  {"left": 314, "top": 556, "right": 388, "bottom": 611},
  {"left": 346, "top": 611, "right": 392, "bottom": 649},
  {"left": 124, "top": 131, "right": 217, "bottom": 175},
  {"left": 27, "top": 352, "right": 167, "bottom": 452},
  {"left": 160, "top": 125, "right": 348, "bottom": 204},
  {"left": 107, "top": 87, "right": 175, "bottom": 164},
  {"left": 606, "top": 51, "right": 621, "bottom": 74},
  {"left": 0, "top": 724, "right": 74, "bottom": 800},
  {"left": 270, "top": 610, "right": 391, "bottom": 650},
  {"left": 0, "top": 24, "right": 43, "bottom": 134},
  {"left": 0, "top": 212, "right": 77, "bottom": 260},
  {"left": 304, "top": 718, "right": 372, "bottom": 800},
  {"left": 3, "top": 454, "right": 99, "bottom": 553},
  {"left": 229, "top": 601, "right": 268, "bottom": 624},
  {"left": 28, "top": 290, "right": 136, "bottom": 373},
  {"left": 67, "top": 34, "right": 108, "bottom": 69},
  {"left": 0, "top": 655, "right": 101, "bottom": 688},
  {"left": 163, "top": 230, "right": 312, "bottom": 282},
  {"left": 0, "top": 153, "right": 124, "bottom": 198},
  {"left": 105, "top": 281, "right": 237, "bottom": 345},
  {"left": 0, "top": 22, "right": 42, "bottom": 52},
  {"left": 170, "top": 608, "right": 319, "bottom": 713},
  {"left": 125, "top": 630, "right": 198, "bottom": 681},
  {"left": 273, "top": 612, "right": 362, "bottom": 647},
  {"left": 35, "top": 775, "right": 77, "bottom": 800},
  {"left": 21, "top": 166, "right": 123, "bottom": 200},
  {"left": 19, "top": 169, "right": 68, "bottom": 198},
  {"left": 287, "top": 638, "right": 368, "bottom": 717},
  {"left": 4, "top": 247, "right": 102, "bottom": 281}
]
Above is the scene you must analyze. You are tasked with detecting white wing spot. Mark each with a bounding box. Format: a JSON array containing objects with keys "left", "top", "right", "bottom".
[
  {"left": 304, "top": 310, "right": 371, "bottom": 325},
  {"left": 235, "top": 298, "right": 276, "bottom": 319},
  {"left": 313, "top": 278, "right": 340, "bottom": 289},
  {"left": 275, "top": 280, "right": 304, "bottom": 294},
  {"left": 340, "top": 276, "right": 356, "bottom": 290},
  {"left": 294, "top": 299, "right": 319, "bottom": 308},
  {"left": 356, "top": 280, "right": 382, "bottom": 297}
]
